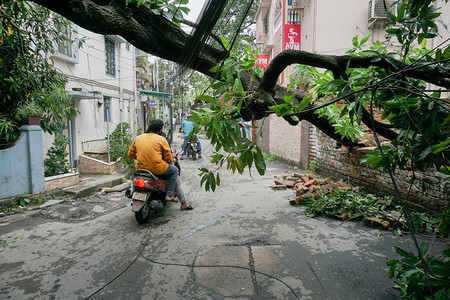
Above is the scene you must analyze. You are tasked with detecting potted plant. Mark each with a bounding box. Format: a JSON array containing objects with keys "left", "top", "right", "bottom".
[{"left": 15, "top": 102, "right": 43, "bottom": 126}]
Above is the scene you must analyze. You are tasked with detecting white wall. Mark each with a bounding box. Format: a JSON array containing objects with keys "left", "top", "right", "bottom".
[
  {"left": 300, "top": 0, "right": 384, "bottom": 55},
  {"left": 46, "top": 27, "right": 138, "bottom": 164}
]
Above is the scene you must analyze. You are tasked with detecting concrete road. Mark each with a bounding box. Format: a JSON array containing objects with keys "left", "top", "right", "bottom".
[{"left": 0, "top": 135, "right": 444, "bottom": 299}]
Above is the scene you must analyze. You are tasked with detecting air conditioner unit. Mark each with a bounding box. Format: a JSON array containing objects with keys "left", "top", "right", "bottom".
[{"left": 368, "top": 0, "right": 395, "bottom": 19}]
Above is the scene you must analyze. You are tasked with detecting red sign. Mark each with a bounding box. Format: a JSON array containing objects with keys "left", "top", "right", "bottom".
[
  {"left": 256, "top": 55, "right": 269, "bottom": 68},
  {"left": 284, "top": 24, "right": 301, "bottom": 50}
]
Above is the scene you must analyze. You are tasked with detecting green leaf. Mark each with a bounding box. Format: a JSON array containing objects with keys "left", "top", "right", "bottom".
[
  {"left": 284, "top": 93, "right": 295, "bottom": 104},
  {"left": 352, "top": 35, "right": 359, "bottom": 47},
  {"left": 209, "top": 173, "right": 216, "bottom": 191},
  {"left": 216, "top": 173, "right": 221, "bottom": 186},
  {"left": 240, "top": 149, "right": 253, "bottom": 170},
  {"left": 9, "top": 235, "right": 23, "bottom": 243},
  {"left": 237, "top": 100, "right": 243, "bottom": 113},
  {"left": 253, "top": 147, "right": 266, "bottom": 175},
  {"left": 432, "top": 140, "right": 450, "bottom": 153},
  {"left": 297, "top": 95, "right": 311, "bottom": 111},
  {"left": 419, "top": 146, "right": 433, "bottom": 160},
  {"left": 360, "top": 35, "right": 370, "bottom": 46},
  {"left": 197, "top": 95, "right": 217, "bottom": 104},
  {"left": 439, "top": 166, "right": 450, "bottom": 176},
  {"left": 235, "top": 157, "right": 244, "bottom": 174},
  {"left": 269, "top": 103, "right": 293, "bottom": 117},
  {"left": 200, "top": 173, "right": 208, "bottom": 187},
  {"left": 221, "top": 36, "right": 230, "bottom": 51}
]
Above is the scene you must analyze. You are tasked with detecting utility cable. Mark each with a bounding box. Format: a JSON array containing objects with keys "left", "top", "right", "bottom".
[
  {"left": 139, "top": 253, "right": 301, "bottom": 299},
  {"left": 84, "top": 224, "right": 153, "bottom": 299},
  {"left": 201, "top": 0, "right": 255, "bottom": 96},
  {"left": 84, "top": 221, "right": 301, "bottom": 300}
]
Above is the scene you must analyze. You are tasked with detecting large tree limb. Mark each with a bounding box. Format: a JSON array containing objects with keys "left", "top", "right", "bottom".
[
  {"left": 32, "top": 0, "right": 226, "bottom": 77},
  {"left": 259, "top": 50, "right": 450, "bottom": 92}
]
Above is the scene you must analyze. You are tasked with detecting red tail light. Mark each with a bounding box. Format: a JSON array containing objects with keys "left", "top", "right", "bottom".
[{"left": 135, "top": 178, "right": 146, "bottom": 188}]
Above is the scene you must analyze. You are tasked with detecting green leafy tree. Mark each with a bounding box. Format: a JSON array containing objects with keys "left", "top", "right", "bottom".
[{"left": 0, "top": 1, "right": 78, "bottom": 147}]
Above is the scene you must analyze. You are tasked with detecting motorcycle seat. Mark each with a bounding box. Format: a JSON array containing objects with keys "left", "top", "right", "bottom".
[{"left": 135, "top": 169, "right": 168, "bottom": 181}]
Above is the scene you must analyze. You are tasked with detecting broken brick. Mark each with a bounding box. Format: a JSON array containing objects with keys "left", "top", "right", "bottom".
[
  {"left": 364, "top": 217, "right": 390, "bottom": 230},
  {"left": 294, "top": 182, "right": 305, "bottom": 190},
  {"left": 302, "top": 192, "right": 316, "bottom": 199},
  {"left": 377, "top": 200, "right": 392, "bottom": 207},
  {"left": 270, "top": 185, "right": 287, "bottom": 190},
  {"left": 327, "top": 212, "right": 349, "bottom": 221},
  {"left": 289, "top": 198, "right": 298, "bottom": 205},
  {"left": 295, "top": 186, "right": 309, "bottom": 196},
  {"left": 284, "top": 180, "right": 297, "bottom": 188},
  {"left": 304, "top": 179, "right": 316, "bottom": 187},
  {"left": 274, "top": 179, "right": 284, "bottom": 185},
  {"left": 300, "top": 176, "right": 309, "bottom": 183}
]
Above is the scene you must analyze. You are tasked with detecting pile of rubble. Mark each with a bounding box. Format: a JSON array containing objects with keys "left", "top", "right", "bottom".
[
  {"left": 271, "top": 171, "right": 408, "bottom": 231},
  {"left": 271, "top": 172, "right": 351, "bottom": 205}
]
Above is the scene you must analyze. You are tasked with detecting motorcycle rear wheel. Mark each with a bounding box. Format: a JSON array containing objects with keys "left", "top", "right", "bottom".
[{"left": 135, "top": 201, "right": 151, "bottom": 224}]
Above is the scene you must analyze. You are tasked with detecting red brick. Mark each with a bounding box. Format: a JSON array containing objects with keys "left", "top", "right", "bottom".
[{"left": 304, "top": 179, "right": 316, "bottom": 187}]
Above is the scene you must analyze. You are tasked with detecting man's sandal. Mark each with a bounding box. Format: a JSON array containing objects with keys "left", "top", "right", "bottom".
[{"left": 180, "top": 203, "right": 194, "bottom": 211}]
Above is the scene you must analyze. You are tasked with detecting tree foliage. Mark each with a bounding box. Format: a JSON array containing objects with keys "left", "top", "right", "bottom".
[{"left": 0, "top": 1, "right": 79, "bottom": 146}]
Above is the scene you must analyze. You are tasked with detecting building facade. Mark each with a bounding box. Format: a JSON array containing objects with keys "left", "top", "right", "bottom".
[{"left": 46, "top": 26, "right": 140, "bottom": 167}]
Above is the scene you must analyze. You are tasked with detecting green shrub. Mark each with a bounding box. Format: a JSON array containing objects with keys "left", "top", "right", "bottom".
[
  {"left": 44, "top": 133, "right": 69, "bottom": 176},
  {"left": 108, "top": 122, "right": 134, "bottom": 169}
]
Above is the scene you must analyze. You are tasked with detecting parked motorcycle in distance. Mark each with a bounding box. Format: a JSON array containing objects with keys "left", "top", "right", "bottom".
[{"left": 125, "top": 150, "right": 180, "bottom": 224}]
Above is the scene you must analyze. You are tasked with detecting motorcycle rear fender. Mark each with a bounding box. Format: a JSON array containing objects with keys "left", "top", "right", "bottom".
[{"left": 132, "top": 200, "right": 146, "bottom": 212}]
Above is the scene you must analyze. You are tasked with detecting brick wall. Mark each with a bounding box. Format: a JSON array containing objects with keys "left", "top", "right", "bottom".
[
  {"left": 78, "top": 155, "right": 121, "bottom": 174},
  {"left": 45, "top": 173, "right": 80, "bottom": 191},
  {"left": 310, "top": 128, "right": 449, "bottom": 214}
]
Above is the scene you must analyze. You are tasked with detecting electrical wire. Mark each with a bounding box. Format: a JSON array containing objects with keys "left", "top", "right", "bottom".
[
  {"left": 139, "top": 253, "right": 301, "bottom": 299},
  {"left": 84, "top": 221, "right": 301, "bottom": 300},
  {"left": 200, "top": 0, "right": 255, "bottom": 96}
]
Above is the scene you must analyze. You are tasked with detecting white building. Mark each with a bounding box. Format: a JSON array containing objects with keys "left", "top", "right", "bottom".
[{"left": 46, "top": 25, "right": 141, "bottom": 167}]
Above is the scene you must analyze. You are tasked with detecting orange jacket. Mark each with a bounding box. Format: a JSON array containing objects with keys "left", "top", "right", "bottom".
[{"left": 127, "top": 133, "right": 173, "bottom": 175}]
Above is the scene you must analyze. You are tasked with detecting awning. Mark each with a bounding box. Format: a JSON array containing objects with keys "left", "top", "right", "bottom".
[{"left": 141, "top": 90, "right": 171, "bottom": 102}]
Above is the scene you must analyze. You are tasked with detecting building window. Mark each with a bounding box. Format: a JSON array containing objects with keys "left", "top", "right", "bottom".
[
  {"left": 126, "top": 42, "right": 130, "bottom": 51},
  {"left": 263, "top": 15, "right": 268, "bottom": 35},
  {"left": 57, "top": 26, "right": 72, "bottom": 57},
  {"left": 105, "top": 38, "right": 116, "bottom": 76},
  {"left": 53, "top": 24, "right": 79, "bottom": 63}
]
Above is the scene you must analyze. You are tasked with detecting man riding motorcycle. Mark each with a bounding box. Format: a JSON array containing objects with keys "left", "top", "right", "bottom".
[
  {"left": 127, "top": 119, "right": 193, "bottom": 211},
  {"left": 180, "top": 115, "right": 202, "bottom": 160}
]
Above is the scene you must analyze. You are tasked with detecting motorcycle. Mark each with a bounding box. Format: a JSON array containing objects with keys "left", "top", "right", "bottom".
[
  {"left": 125, "top": 150, "right": 181, "bottom": 224},
  {"left": 185, "top": 137, "right": 200, "bottom": 160}
]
